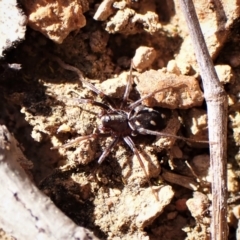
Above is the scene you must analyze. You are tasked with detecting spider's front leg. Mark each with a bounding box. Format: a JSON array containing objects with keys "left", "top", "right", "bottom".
[
  {"left": 121, "top": 61, "right": 134, "bottom": 108},
  {"left": 51, "top": 55, "right": 116, "bottom": 109},
  {"left": 51, "top": 133, "right": 98, "bottom": 150},
  {"left": 68, "top": 97, "right": 111, "bottom": 111}
]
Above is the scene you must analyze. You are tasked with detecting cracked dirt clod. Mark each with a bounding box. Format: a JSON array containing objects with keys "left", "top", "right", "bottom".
[
  {"left": 94, "top": 185, "right": 174, "bottom": 238},
  {"left": 105, "top": 8, "right": 136, "bottom": 34},
  {"left": 186, "top": 191, "right": 210, "bottom": 220},
  {"left": 104, "top": 2, "right": 161, "bottom": 35},
  {"left": 21, "top": 0, "right": 88, "bottom": 44},
  {"left": 136, "top": 69, "right": 204, "bottom": 109}
]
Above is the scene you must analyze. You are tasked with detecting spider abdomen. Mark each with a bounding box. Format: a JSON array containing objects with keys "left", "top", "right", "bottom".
[{"left": 131, "top": 107, "right": 171, "bottom": 131}]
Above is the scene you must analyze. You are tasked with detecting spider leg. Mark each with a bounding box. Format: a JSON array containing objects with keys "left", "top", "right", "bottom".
[
  {"left": 51, "top": 56, "right": 102, "bottom": 95},
  {"left": 51, "top": 133, "right": 98, "bottom": 149},
  {"left": 121, "top": 61, "right": 134, "bottom": 108},
  {"left": 51, "top": 55, "right": 116, "bottom": 110},
  {"left": 123, "top": 136, "right": 159, "bottom": 201},
  {"left": 98, "top": 137, "right": 119, "bottom": 164},
  {"left": 136, "top": 128, "right": 210, "bottom": 143},
  {"left": 57, "top": 94, "right": 111, "bottom": 110},
  {"left": 72, "top": 97, "right": 111, "bottom": 110}
]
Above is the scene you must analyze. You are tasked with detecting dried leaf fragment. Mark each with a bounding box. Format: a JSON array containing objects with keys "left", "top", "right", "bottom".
[{"left": 162, "top": 170, "right": 199, "bottom": 190}]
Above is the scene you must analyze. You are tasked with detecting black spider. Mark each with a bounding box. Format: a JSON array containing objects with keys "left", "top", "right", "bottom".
[{"left": 51, "top": 56, "right": 206, "bottom": 198}]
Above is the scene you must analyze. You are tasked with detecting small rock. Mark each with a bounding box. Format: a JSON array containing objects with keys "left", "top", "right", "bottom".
[
  {"left": 94, "top": 185, "right": 174, "bottom": 236},
  {"left": 228, "top": 168, "right": 240, "bottom": 193},
  {"left": 229, "top": 112, "right": 240, "bottom": 146},
  {"left": 94, "top": 0, "right": 115, "bottom": 21},
  {"left": 31, "top": 130, "right": 43, "bottom": 142},
  {"left": 113, "top": 1, "right": 127, "bottom": 10},
  {"left": 186, "top": 192, "right": 209, "bottom": 218},
  {"left": 132, "top": 46, "right": 156, "bottom": 72},
  {"left": 57, "top": 124, "right": 71, "bottom": 133},
  {"left": 167, "top": 60, "right": 181, "bottom": 75},
  {"left": 105, "top": 8, "right": 135, "bottom": 34},
  {"left": 229, "top": 54, "right": 240, "bottom": 68},
  {"left": 135, "top": 185, "right": 174, "bottom": 228},
  {"left": 215, "top": 64, "right": 234, "bottom": 84}
]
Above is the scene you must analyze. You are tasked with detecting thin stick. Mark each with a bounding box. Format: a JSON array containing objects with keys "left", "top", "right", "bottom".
[{"left": 178, "top": 1, "right": 228, "bottom": 240}]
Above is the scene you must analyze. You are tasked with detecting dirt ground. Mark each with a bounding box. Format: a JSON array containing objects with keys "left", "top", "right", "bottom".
[{"left": 1, "top": 0, "right": 240, "bottom": 239}]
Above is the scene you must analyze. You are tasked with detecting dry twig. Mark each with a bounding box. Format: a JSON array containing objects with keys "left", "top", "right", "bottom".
[
  {"left": 179, "top": 0, "right": 228, "bottom": 239},
  {"left": 0, "top": 125, "right": 98, "bottom": 240}
]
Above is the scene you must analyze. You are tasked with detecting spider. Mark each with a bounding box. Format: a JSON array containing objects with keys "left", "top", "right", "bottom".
[{"left": 51, "top": 56, "right": 208, "bottom": 199}]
